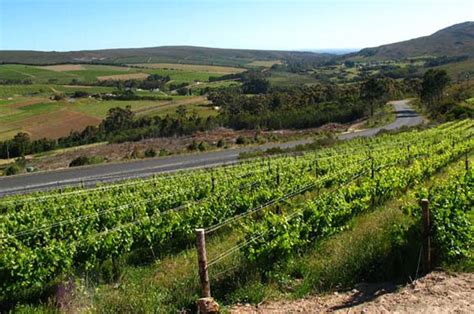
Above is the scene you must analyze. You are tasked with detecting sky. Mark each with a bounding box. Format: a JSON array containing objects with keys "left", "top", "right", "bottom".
[{"left": 0, "top": 0, "right": 473, "bottom": 52}]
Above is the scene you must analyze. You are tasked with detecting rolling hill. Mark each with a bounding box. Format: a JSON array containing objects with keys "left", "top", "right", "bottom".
[
  {"left": 354, "top": 21, "right": 474, "bottom": 60},
  {"left": 0, "top": 46, "right": 330, "bottom": 67}
]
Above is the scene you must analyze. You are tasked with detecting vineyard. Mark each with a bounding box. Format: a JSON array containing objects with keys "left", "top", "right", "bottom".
[{"left": 0, "top": 120, "right": 473, "bottom": 310}]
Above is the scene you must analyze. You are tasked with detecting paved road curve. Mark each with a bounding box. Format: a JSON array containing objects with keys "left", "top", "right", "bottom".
[
  {"left": 0, "top": 100, "right": 421, "bottom": 197},
  {"left": 338, "top": 99, "right": 422, "bottom": 140}
]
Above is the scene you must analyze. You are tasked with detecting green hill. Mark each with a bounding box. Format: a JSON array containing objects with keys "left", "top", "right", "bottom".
[
  {"left": 354, "top": 21, "right": 474, "bottom": 60},
  {"left": 0, "top": 46, "right": 330, "bottom": 67}
]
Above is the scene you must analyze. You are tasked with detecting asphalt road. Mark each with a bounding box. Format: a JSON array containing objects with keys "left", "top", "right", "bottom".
[
  {"left": 0, "top": 99, "right": 421, "bottom": 197},
  {"left": 339, "top": 99, "right": 422, "bottom": 140}
]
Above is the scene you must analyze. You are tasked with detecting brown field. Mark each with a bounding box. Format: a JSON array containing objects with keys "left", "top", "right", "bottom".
[
  {"left": 10, "top": 97, "right": 47, "bottom": 108},
  {"left": 133, "top": 63, "right": 246, "bottom": 74},
  {"left": 97, "top": 72, "right": 149, "bottom": 81},
  {"left": 38, "top": 64, "right": 85, "bottom": 71},
  {"left": 24, "top": 109, "right": 101, "bottom": 139}
]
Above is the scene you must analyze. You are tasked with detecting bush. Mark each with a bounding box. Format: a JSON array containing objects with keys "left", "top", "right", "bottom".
[
  {"left": 144, "top": 148, "right": 157, "bottom": 158},
  {"left": 4, "top": 164, "right": 21, "bottom": 176},
  {"left": 159, "top": 149, "right": 169, "bottom": 156},
  {"left": 198, "top": 141, "right": 208, "bottom": 151},
  {"left": 236, "top": 136, "right": 247, "bottom": 145},
  {"left": 69, "top": 155, "right": 104, "bottom": 167},
  {"left": 217, "top": 139, "right": 226, "bottom": 148},
  {"left": 188, "top": 140, "right": 198, "bottom": 151}
]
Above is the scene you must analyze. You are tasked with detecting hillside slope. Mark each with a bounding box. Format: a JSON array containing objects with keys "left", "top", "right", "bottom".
[
  {"left": 0, "top": 46, "right": 329, "bottom": 67},
  {"left": 355, "top": 21, "right": 474, "bottom": 59}
]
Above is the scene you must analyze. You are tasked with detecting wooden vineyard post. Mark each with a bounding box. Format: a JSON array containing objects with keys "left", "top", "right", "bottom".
[
  {"left": 370, "top": 157, "right": 375, "bottom": 208},
  {"left": 211, "top": 177, "right": 215, "bottom": 192},
  {"left": 421, "top": 199, "right": 431, "bottom": 273},
  {"left": 195, "top": 229, "right": 219, "bottom": 313},
  {"left": 465, "top": 152, "right": 469, "bottom": 171},
  {"left": 370, "top": 157, "right": 375, "bottom": 179}
]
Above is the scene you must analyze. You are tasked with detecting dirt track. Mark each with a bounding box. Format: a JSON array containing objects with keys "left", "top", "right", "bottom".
[{"left": 230, "top": 271, "right": 473, "bottom": 313}]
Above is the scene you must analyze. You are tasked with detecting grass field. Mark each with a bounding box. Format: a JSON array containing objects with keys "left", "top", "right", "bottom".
[
  {"left": 246, "top": 60, "right": 283, "bottom": 67},
  {"left": 134, "top": 63, "right": 245, "bottom": 74},
  {"left": 0, "top": 63, "right": 232, "bottom": 86},
  {"left": 0, "top": 84, "right": 116, "bottom": 97},
  {"left": 268, "top": 70, "right": 320, "bottom": 87},
  {"left": 0, "top": 95, "right": 212, "bottom": 140}
]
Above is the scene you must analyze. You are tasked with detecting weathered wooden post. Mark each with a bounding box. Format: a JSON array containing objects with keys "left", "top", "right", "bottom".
[
  {"left": 370, "top": 157, "right": 375, "bottom": 179},
  {"left": 421, "top": 199, "right": 431, "bottom": 273},
  {"left": 465, "top": 152, "right": 469, "bottom": 171},
  {"left": 195, "top": 229, "right": 219, "bottom": 313}
]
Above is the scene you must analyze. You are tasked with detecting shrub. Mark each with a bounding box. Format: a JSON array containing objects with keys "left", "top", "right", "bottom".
[
  {"left": 159, "top": 149, "right": 169, "bottom": 156},
  {"left": 144, "top": 148, "right": 157, "bottom": 158},
  {"left": 4, "top": 164, "right": 21, "bottom": 176},
  {"left": 236, "top": 136, "right": 247, "bottom": 145},
  {"left": 198, "top": 141, "right": 208, "bottom": 151},
  {"left": 69, "top": 155, "right": 104, "bottom": 167},
  {"left": 188, "top": 140, "right": 198, "bottom": 151}
]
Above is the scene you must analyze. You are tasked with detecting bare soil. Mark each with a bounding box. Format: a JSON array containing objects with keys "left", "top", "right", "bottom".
[{"left": 230, "top": 271, "right": 474, "bottom": 313}]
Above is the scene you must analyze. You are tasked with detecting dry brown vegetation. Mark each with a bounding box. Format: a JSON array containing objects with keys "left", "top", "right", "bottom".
[{"left": 24, "top": 110, "right": 101, "bottom": 139}]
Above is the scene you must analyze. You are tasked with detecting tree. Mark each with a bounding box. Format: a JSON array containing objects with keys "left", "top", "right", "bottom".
[
  {"left": 12, "top": 132, "right": 31, "bottom": 157},
  {"left": 421, "top": 69, "right": 450, "bottom": 106},
  {"left": 242, "top": 77, "right": 269, "bottom": 94},
  {"left": 100, "top": 106, "right": 135, "bottom": 133},
  {"left": 361, "top": 77, "right": 389, "bottom": 117}
]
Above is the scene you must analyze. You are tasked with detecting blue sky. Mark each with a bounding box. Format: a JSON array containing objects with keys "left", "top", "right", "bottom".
[{"left": 0, "top": 0, "right": 472, "bottom": 51}]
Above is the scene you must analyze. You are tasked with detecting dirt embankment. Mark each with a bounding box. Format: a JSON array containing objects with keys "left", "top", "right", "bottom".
[
  {"left": 28, "top": 124, "right": 346, "bottom": 171},
  {"left": 230, "top": 271, "right": 473, "bottom": 313}
]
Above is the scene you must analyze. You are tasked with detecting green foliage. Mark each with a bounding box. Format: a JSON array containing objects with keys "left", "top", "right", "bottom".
[
  {"left": 144, "top": 148, "right": 157, "bottom": 158},
  {"left": 406, "top": 169, "right": 473, "bottom": 263},
  {"left": 0, "top": 120, "right": 472, "bottom": 307},
  {"left": 69, "top": 155, "right": 105, "bottom": 167},
  {"left": 421, "top": 69, "right": 450, "bottom": 106},
  {"left": 241, "top": 121, "right": 473, "bottom": 269},
  {"left": 4, "top": 164, "right": 21, "bottom": 176}
]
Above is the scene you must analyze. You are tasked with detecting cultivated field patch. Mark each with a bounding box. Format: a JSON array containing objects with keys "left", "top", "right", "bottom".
[
  {"left": 23, "top": 109, "right": 101, "bottom": 139},
  {"left": 97, "top": 72, "right": 149, "bottom": 81},
  {"left": 247, "top": 60, "right": 283, "bottom": 67},
  {"left": 134, "top": 63, "right": 245, "bottom": 74},
  {"left": 38, "top": 64, "right": 85, "bottom": 72}
]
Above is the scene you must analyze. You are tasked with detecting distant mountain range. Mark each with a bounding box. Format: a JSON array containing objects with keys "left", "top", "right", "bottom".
[{"left": 0, "top": 21, "right": 473, "bottom": 66}]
